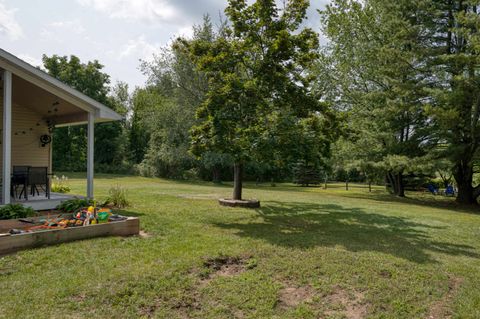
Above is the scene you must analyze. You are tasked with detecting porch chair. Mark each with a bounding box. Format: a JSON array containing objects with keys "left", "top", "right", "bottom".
[
  {"left": 12, "top": 166, "right": 30, "bottom": 200},
  {"left": 28, "top": 167, "right": 50, "bottom": 199},
  {"left": 445, "top": 185, "right": 455, "bottom": 197},
  {"left": 427, "top": 184, "right": 439, "bottom": 195}
]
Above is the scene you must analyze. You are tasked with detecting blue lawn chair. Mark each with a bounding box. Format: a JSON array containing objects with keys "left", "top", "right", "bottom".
[
  {"left": 445, "top": 185, "right": 455, "bottom": 196},
  {"left": 427, "top": 184, "right": 439, "bottom": 195}
]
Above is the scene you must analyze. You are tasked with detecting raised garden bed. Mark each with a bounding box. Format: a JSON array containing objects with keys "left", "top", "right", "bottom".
[{"left": 0, "top": 215, "right": 139, "bottom": 255}]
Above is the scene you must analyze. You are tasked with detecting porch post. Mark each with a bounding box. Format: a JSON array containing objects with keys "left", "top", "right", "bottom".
[
  {"left": 2, "top": 70, "right": 12, "bottom": 204},
  {"left": 87, "top": 111, "right": 94, "bottom": 199}
]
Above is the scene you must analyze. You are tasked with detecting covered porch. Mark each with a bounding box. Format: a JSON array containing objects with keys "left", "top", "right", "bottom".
[
  {"left": 13, "top": 192, "right": 79, "bottom": 211},
  {"left": 0, "top": 49, "right": 122, "bottom": 209}
]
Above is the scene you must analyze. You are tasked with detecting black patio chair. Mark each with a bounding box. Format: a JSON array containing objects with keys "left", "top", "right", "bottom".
[
  {"left": 28, "top": 167, "right": 50, "bottom": 199},
  {"left": 12, "top": 166, "right": 30, "bottom": 200}
]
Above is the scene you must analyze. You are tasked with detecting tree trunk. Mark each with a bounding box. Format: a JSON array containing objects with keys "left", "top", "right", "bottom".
[
  {"left": 386, "top": 172, "right": 405, "bottom": 197},
  {"left": 212, "top": 166, "right": 221, "bottom": 184},
  {"left": 453, "top": 162, "right": 476, "bottom": 204},
  {"left": 395, "top": 173, "right": 405, "bottom": 197},
  {"left": 233, "top": 162, "right": 243, "bottom": 200}
]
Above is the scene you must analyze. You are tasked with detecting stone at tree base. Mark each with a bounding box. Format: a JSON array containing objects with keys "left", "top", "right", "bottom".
[{"left": 218, "top": 198, "right": 260, "bottom": 208}]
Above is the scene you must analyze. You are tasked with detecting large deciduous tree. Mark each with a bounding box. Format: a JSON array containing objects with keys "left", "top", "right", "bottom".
[
  {"left": 42, "top": 55, "right": 127, "bottom": 172},
  {"left": 186, "top": 0, "right": 330, "bottom": 200},
  {"left": 136, "top": 16, "right": 233, "bottom": 180}
]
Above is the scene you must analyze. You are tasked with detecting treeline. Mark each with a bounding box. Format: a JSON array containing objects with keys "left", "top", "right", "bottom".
[{"left": 48, "top": 0, "right": 480, "bottom": 204}]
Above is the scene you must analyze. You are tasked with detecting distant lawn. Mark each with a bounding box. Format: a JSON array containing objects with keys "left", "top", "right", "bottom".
[{"left": 1, "top": 175, "right": 480, "bottom": 318}]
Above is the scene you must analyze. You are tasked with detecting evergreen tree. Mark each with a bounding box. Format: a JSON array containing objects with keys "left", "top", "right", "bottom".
[
  {"left": 425, "top": 0, "right": 480, "bottom": 204},
  {"left": 320, "top": 0, "right": 438, "bottom": 196}
]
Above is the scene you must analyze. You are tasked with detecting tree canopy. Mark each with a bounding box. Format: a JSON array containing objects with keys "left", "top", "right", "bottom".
[{"left": 185, "top": 0, "right": 333, "bottom": 200}]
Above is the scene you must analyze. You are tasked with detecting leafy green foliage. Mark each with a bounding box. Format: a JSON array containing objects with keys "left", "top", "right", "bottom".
[
  {"left": 186, "top": 0, "right": 333, "bottom": 199},
  {"left": 0, "top": 204, "right": 35, "bottom": 220},
  {"left": 105, "top": 185, "right": 130, "bottom": 209},
  {"left": 134, "top": 17, "right": 215, "bottom": 179},
  {"left": 56, "top": 198, "right": 94, "bottom": 213},
  {"left": 51, "top": 175, "right": 71, "bottom": 193},
  {"left": 42, "top": 55, "right": 129, "bottom": 173},
  {"left": 320, "top": 0, "right": 439, "bottom": 197},
  {"left": 292, "top": 161, "right": 322, "bottom": 187}
]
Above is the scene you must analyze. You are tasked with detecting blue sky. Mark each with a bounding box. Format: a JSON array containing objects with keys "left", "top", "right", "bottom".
[{"left": 0, "top": 0, "right": 328, "bottom": 89}]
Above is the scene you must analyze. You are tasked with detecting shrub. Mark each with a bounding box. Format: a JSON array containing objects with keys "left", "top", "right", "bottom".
[
  {"left": 51, "top": 175, "right": 71, "bottom": 193},
  {"left": 105, "top": 185, "right": 130, "bottom": 209},
  {"left": 0, "top": 204, "right": 35, "bottom": 220},
  {"left": 56, "top": 198, "right": 94, "bottom": 213},
  {"left": 182, "top": 168, "right": 200, "bottom": 180}
]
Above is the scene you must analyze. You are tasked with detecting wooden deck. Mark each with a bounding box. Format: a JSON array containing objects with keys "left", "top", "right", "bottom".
[{"left": 6, "top": 192, "right": 81, "bottom": 211}]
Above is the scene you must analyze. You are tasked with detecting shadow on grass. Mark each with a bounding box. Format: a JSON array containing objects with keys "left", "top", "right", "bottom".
[
  {"left": 341, "top": 191, "right": 480, "bottom": 215},
  {"left": 213, "top": 201, "right": 479, "bottom": 264}
]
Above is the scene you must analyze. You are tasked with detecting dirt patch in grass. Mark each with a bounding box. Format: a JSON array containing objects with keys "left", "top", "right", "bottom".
[
  {"left": 278, "top": 285, "right": 315, "bottom": 308},
  {"left": 427, "top": 276, "right": 463, "bottom": 319},
  {"left": 138, "top": 289, "right": 202, "bottom": 318},
  {"left": 139, "top": 305, "right": 157, "bottom": 318},
  {"left": 138, "top": 230, "right": 151, "bottom": 238},
  {"left": 71, "top": 294, "right": 87, "bottom": 302},
  {"left": 199, "top": 254, "right": 256, "bottom": 282},
  {"left": 324, "top": 286, "right": 368, "bottom": 319}
]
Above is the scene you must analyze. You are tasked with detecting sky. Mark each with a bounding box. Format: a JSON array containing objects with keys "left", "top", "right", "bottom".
[{"left": 0, "top": 0, "right": 329, "bottom": 89}]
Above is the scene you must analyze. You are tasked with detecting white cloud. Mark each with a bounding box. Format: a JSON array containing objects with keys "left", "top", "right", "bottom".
[
  {"left": 175, "top": 25, "right": 194, "bottom": 39},
  {"left": 117, "top": 35, "right": 159, "bottom": 61},
  {"left": 0, "top": 0, "right": 23, "bottom": 40},
  {"left": 76, "top": 0, "right": 180, "bottom": 24},
  {"left": 48, "top": 19, "right": 86, "bottom": 35}
]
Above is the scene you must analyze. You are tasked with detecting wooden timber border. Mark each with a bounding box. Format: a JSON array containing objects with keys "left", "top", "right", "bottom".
[{"left": 0, "top": 217, "right": 140, "bottom": 255}]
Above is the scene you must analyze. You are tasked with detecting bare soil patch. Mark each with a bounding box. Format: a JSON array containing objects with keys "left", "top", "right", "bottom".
[
  {"left": 200, "top": 255, "right": 256, "bottom": 282},
  {"left": 278, "top": 285, "right": 315, "bottom": 308},
  {"left": 324, "top": 286, "right": 367, "bottom": 319},
  {"left": 427, "top": 276, "right": 463, "bottom": 319},
  {"left": 138, "top": 230, "right": 151, "bottom": 238}
]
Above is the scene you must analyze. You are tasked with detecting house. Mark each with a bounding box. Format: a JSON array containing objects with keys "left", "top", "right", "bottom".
[{"left": 0, "top": 48, "right": 122, "bottom": 210}]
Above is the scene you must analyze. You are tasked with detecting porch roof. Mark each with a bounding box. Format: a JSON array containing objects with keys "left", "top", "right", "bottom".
[{"left": 0, "top": 48, "right": 122, "bottom": 126}]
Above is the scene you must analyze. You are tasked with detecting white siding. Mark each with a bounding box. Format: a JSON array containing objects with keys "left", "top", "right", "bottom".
[{"left": 0, "top": 100, "right": 51, "bottom": 174}]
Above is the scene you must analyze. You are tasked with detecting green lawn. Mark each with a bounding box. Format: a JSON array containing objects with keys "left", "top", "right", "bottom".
[{"left": 1, "top": 175, "right": 480, "bottom": 318}]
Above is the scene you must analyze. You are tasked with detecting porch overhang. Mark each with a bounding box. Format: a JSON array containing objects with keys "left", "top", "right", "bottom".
[
  {"left": 0, "top": 48, "right": 122, "bottom": 205},
  {"left": 0, "top": 48, "right": 123, "bottom": 125}
]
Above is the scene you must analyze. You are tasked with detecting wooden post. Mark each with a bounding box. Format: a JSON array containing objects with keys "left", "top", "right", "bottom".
[
  {"left": 87, "top": 112, "right": 94, "bottom": 199},
  {"left": 2, "top": 70, "right": 12, "bottom": 204},
  {"left": 346, "top": 180, "right": 349, "bottom": 191},
  {"left": 369, "top": 181, "right": 372, "bottom": 192}
]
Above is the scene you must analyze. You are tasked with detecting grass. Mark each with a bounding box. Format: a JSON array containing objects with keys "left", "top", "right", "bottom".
[{"left": 1, "top": 174, "right": 480, "bottom": 318}]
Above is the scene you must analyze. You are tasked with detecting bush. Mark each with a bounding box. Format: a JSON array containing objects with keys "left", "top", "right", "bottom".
[
  {"left": 51, "top": 175, "right": 71, "bottom": 193},
  {"left": 105, "top": 185, "right": 130, "bottom": 208},
  {"left": 56, "top": 198, "right": 94, "bottom": 213},
  {"left": 0, "top": 204, "right": 35, "bottom": 220}
]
